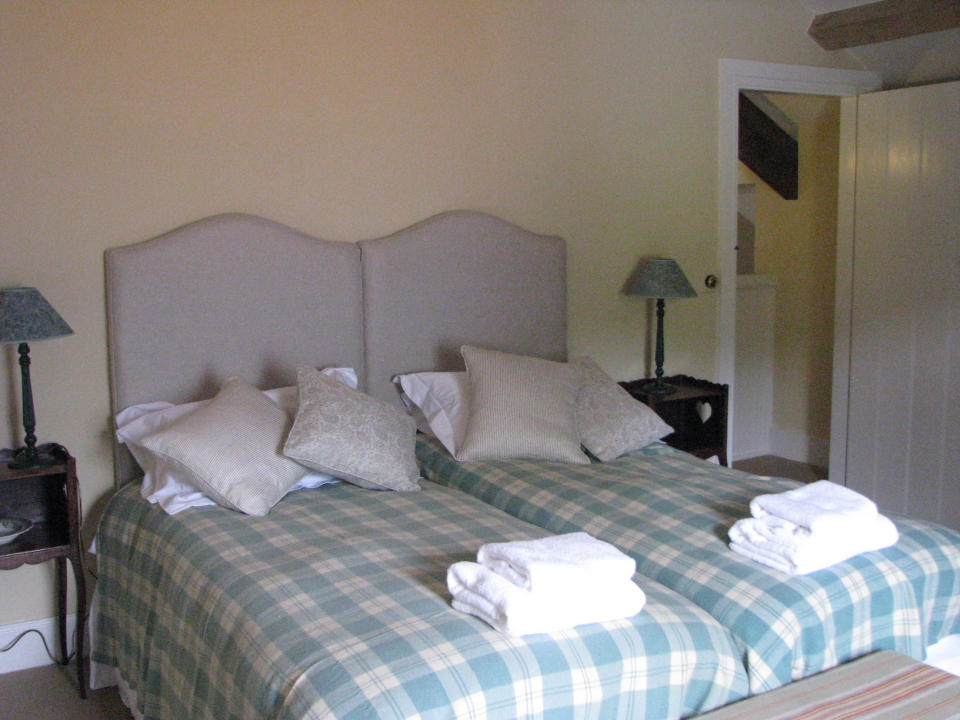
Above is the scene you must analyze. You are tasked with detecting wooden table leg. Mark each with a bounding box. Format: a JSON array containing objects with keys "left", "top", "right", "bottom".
[
  {"left": 56, "top": 556, "right": 68, "bottom": 665},
  {"left": 70, "top": 554, "right": 87, "bottom": 699}
]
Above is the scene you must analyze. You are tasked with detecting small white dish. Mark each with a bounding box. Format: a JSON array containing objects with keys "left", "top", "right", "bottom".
[{"left": 0, "top": 517, "right": 32, "bottom": 546}]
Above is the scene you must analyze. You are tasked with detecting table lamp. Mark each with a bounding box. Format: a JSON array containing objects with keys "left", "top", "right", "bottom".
[
  {"left": 0, "top": 288, "right": 73, "bottom": 468},
  {"left": 626, "top": 258, "right": 696, "bottom": 395}
]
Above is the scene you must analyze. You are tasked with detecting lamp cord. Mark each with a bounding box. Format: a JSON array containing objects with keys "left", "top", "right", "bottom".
[{"left": 0, "top": 623, "right": 81, "bottom": 664}]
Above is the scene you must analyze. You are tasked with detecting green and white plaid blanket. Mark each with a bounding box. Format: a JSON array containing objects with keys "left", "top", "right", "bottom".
[
  {"left": 417, "top": 437, "right": 960, "bottom": 695},
  {"left": 93, "top": 481, "right": 750, "bottom": 719}
]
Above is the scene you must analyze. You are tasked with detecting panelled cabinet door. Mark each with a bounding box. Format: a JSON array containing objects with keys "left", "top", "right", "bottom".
[{"left": 839, "top": 80, "right": 960, "bottom": 530}]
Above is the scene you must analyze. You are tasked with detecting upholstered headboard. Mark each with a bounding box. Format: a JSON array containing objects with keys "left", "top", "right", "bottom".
[
  {"left": 105, "top": 210, "right": 566, "bottom": 486},
  {"left": 361, "top": 210, "right": 566, "bottom": 404},
  {"left": 105, "top": 213, "right": 363, "bottom": 485}
]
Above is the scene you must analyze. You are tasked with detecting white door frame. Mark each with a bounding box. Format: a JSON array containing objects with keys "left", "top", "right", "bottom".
[{"left": 716, "top": 59, "right": 881, "bottom": 466}]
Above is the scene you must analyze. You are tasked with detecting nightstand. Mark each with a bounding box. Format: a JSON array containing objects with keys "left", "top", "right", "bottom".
[
  {"left": 0, "top": 444, "right": 87, "bottom": 698},
  {"left": 620, "top": 375, "right": 729, "bottom": 465}
]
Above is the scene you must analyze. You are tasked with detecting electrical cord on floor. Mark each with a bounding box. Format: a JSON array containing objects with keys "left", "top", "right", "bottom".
[
  {"left": 0, "top": 591, "right": 88, "bottom": 664},
  {"left": 0, "top": 618, "right": 86, "bottom": 664},
  {"left": 0, "top": 627, "right": 66, "bottom": 663}
]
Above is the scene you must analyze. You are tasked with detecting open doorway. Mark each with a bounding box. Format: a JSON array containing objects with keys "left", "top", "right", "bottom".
[
  {"left": 732, "top": 92, "right": 840, "bottom": 481},
  {"left": 715, "top": 60, "right": 881, "bottom": 477}
]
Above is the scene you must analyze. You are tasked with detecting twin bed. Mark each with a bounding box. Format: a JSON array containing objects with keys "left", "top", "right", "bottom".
[{"left": 93, "top": 211, "right": 960, "bottom": 719}]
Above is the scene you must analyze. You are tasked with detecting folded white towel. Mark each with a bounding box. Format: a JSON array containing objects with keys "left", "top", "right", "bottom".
[
  {"left": 728, "top": 513, "right": 899, "bottom": 575},
  {"left": 476, "top": 532, "right": 636, "bottom": 593},
  {"left": 750, "top": 480, "right": 877, "bottom": 535},
  {"left": 447, "top": 561, "right": 646, "bottom": 636}
]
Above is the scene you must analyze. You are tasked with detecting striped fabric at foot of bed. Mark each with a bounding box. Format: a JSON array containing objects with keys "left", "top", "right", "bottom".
[{"left": 694, "top": 650, "right": 960, "bottom": 719}]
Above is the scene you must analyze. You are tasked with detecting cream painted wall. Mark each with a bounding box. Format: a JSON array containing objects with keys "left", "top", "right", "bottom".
[
  {"left": 739, "top": 93, "right": 841, "bottom": 464},
  {"left": 0, "top": 1, "right": 858, "bottom": 627}
]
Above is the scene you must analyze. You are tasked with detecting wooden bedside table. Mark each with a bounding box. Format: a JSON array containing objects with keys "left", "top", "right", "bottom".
[
  {"left": 0, "top": 443, "right": 87, "bottom": 698},
  {"left": 620, "top": 375, "right": 729, "bottom": 466}
]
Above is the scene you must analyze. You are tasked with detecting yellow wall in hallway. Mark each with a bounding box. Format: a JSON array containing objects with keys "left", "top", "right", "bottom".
[{"left": 739, "top": 93, "right": 841, "bottom": 461}]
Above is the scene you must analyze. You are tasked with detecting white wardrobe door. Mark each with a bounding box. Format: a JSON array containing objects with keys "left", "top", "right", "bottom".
[{"left": 844, "top": 80, "right": 960, "bottom": 529}]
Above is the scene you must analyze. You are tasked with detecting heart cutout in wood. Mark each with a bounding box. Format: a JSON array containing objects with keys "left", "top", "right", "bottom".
[{"left": 696, "top": 400, "right": 712, "bottom": 423}]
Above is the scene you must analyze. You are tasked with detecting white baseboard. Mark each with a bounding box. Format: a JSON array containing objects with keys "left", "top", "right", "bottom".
[{"left": 0, "top": 614, "right": 76, "bottom": 675}]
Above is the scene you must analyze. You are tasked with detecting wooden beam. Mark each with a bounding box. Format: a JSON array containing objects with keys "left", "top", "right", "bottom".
[
  {"left": 738, "top": 93, "right": 798, "bottom": 201},
  {"left": 809, "top": 0, "right": 960, "bottom": 50}
]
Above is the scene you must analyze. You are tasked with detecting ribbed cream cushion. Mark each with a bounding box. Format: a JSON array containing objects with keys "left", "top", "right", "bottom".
[
  {"left": 138, "top": 376, "right": 308, "bottom": 515},
  {"left": 458, "top": 345, "right": 589, "bottom": 464},
  {"left": 283, "top": 367, "right": 421, "bottom": 491},
  {"left": 576, "top": 357, "right": 673, "bottom": 461}
]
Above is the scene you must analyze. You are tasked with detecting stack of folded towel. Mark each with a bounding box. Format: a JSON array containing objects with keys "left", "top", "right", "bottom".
[
  {"left": 447, "top": 531, "right": 646, "bottom": 636},
  {"left": 729, "top": 480, "right": 899, "bottom": 575}
]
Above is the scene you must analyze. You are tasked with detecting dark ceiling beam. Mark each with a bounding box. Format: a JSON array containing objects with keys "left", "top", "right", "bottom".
[
  {"left": 809, "top": 0, "right": 960, "bottom": 50},
  {"left": 739, "top": 93, "right": 798, "bottom": 201}
]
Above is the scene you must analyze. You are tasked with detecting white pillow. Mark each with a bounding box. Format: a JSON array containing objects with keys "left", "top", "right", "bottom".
[
  {"left": 393, "top": 371, "right": 470, "bottom": 456},
  {"left": 283, "top": 367, "right": 421, "bottom": 491},
  {"left": 116, "top": 368, "right": 356, "bottom": 514},
  {"left": 575, "top": 357, "right": 673, "bottom": 461},
  {"left": 458, "top": 345, "right": 589, "bottom": 464},
  {"left": 138, "top": 377, "right": 309, "bottom": 516}
]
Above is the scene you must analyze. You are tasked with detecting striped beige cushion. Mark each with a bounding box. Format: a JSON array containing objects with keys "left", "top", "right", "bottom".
[
  {"left": 697, "top": 651, "right": 960, "bottom": 719},
  {"left": 458, "top": 345, "right": 588, "bottom": 464},
  {"left": 140, "top": 376, "right": 308, "bottom": 515}
]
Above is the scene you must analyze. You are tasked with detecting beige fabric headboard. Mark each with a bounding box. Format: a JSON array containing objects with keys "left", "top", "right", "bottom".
[
  {"left": 361, "top": 210, "right": 567, "bottom": 404},
  {"left": 105, "top": 210, "right": 567, "bottom": 486},
  {"left": 105, "top": 213, "right": 363, "bottom": 486}
]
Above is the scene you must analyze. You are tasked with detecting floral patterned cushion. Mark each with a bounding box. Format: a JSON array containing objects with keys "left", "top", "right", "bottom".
[
  {"left": 284, "top": 367, "right": 420, "bottom": 491},
  {"left": 576, "top": 357, "right": 673, "bottom": 461}
]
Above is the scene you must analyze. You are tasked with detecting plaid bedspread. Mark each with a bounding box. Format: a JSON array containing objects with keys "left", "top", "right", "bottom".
[
  {"left": 417, "top": 437, "right": 960, "bottom": 695},
  {"left": 93, "top": 481, "right": 750, "bottom": 720}
]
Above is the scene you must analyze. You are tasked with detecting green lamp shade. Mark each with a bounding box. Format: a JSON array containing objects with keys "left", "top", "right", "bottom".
[
  {"left": 0, "top": 287, "right": 73, "bottom": 343},
  {"left": 626, "top": 257, "right": 697, "bottom": 299}
]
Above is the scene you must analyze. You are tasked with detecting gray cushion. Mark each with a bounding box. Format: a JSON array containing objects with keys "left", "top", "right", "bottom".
[
  {"left": 138, "top": 376, "right": 308, "bottom": 515},
  {"left": 283, "top": 367, "right": 421, "bottom": 491},
  {"left": 576, "top": 357, "right": 673, "bottom": 461},
  {"left": 458, "top": 345, "right": 589, "bottom": 464}
]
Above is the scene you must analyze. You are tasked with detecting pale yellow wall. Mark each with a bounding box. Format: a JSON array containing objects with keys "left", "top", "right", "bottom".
[
  {"left": 0, "top": 1, "right": 858, "bottom": 627},
  {"left": 739, "top": 94, "right": 841, "bottom": 460}
]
